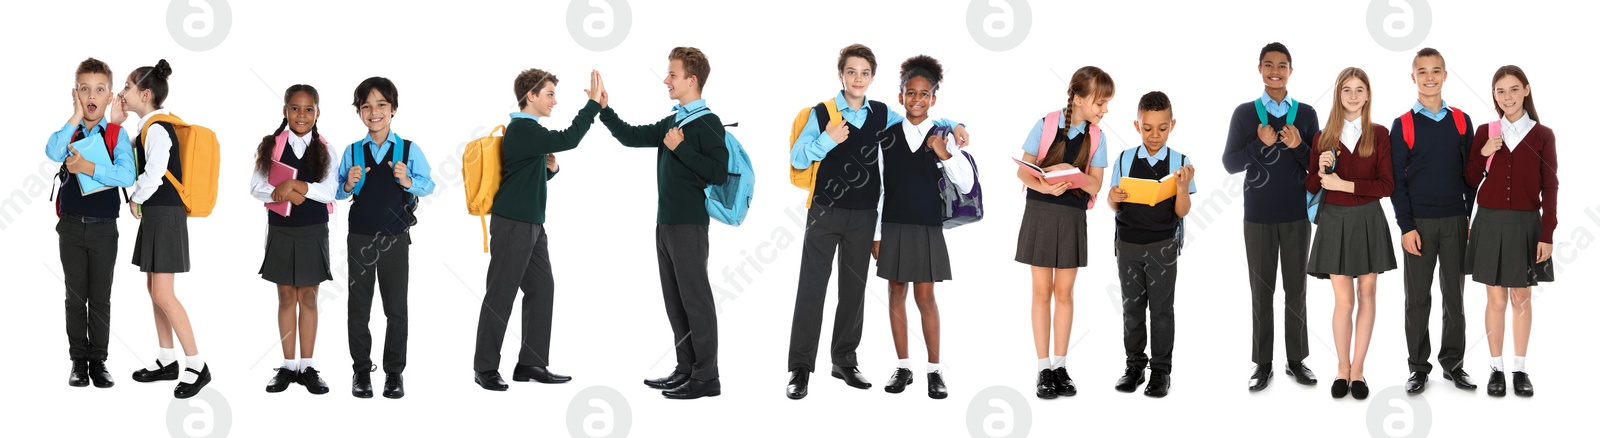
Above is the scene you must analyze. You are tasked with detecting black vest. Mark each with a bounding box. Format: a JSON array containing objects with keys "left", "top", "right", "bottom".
[
  {"left": 810, "top": 101, "right": 889, "bottom": 210},
  {"left": 880, "top": 122, "right": 945, "bottom": 226},
  {"left": 1115, "top": 152, "right": 1182, "bottom": 244},
  {"left": 135, "top": 121, "right": 184, "bottom": 207},
  {"left": 57, "top": 125, "right": 122, "bottom": 219},
  {"left": 267, "top": 143, "right": 330, "bottom": 227},
  {"left": 348, "top": 142, "right": 409, "bottom": 236},
  {"left": 1026, "top": 127, "right": 1091, "bottom": 209}
]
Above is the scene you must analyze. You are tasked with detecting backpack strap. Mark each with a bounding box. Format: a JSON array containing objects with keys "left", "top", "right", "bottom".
[
  {"left": 1118, "top": 148, "right": 1137, "bottom": 181},
  {"left": 1037, "top": 110, "right": 1061, "bottom": 165},
  {"left": 1254, "top": 100, "right": 1269, "bottom": 126},
  {"left": 1401, "top": 111, "right": 1417, "bottom": 149},
  {"left": 350, "top": 140, "right": 366, "bottom": 196},
  {"left": 1085, "top": 124, "right": 1102, "bottom": 210},
  {"left": 1449, "top": 107, "right": 1467, "bottom": 135},
  {"left": 1286, "top": 99, "right": 1299, "bottom": 125}
]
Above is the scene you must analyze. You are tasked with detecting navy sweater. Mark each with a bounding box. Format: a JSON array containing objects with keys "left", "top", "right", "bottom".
[
  {"left": 1221, "top": 100, "right": 1318, "bottom": 223},
  {"left": 1388, "top": 110, "right": 1475, "bottom": 234}
]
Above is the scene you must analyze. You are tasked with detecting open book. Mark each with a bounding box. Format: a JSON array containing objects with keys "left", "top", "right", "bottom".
[
  {"left": 70, "top": 135, "right": 115, "bottom": 196},
  {"left": 265, "top": 161, "right": 298, "bottom": 217},
  {"left": 1013, "top": 158, "right": 1090, "bottom": 186},
  {"left": 1118, "top": 173, "right": 1180, "bottom": 206}
]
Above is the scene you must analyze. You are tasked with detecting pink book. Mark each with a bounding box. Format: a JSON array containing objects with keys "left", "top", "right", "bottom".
[
  {"left": 265, "top": 161, "right": 298, "bottom": 217},
  {"left": 1014, "top": 157, "right": 1092, "bottom": 186}
]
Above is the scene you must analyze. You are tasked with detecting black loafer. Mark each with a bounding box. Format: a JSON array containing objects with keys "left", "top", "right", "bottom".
[
  {"left": 1285, "top": 362, "right": 1318, "bottom": 385},
  {"left": 1351, "top": 380, "right": 1370, "bottom": 400},
  {"left": 663, "top": 378, "right": 721, "bottom": 400},
  {"left": 831, "top": 366, "right": 872, "bottom": 390},
  {"left": 644, "top": 371, "right": 690, "bottom": 390},
  {"left": 1441, "top": 367, "right": 1477, "bottom": 390},
  {"left": 1331, "top": 379, "right": 1349, "bottom": 399},
  {"left": 475, "top": 370, "right": 509, "bottom": 391},
  {"left": 512, "top": 365, "right": 571, "bottom": 384}
]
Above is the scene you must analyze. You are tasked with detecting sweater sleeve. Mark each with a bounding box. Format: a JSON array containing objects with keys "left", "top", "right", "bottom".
[
  {"left": 600, "top": 107, "right": 671, "bottom": 149},
  {"left": 1388, "top": 117, "right": 1416, "bottom": 233},
  {"left": 1222, "top": 104, "right": 1273, "bottom": 174},
  {"left": 1305, "top": 133, "right": 1323, "bottom": 195},
  {"left": 672, "top": 121, "right": 729, "bottom": 184},
  {"left": 1288, "top": 106, "right": 1318, "bottom": 171},
  {"left": 1538, "top": 130, "right": 1559, "bottom": 243},
  {"left": 1351, "top": 129, "right": 1395, "bottom": 199},
  {"left": 1466, "top": 125, "right": 1489, "bottom": 189}
]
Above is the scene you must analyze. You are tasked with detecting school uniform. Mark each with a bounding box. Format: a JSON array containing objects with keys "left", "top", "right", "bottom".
[
  {"left": 1014, "top": 117, "right": 1108, "bottom": 269},
  {"left": 129, "top": 109, "right": 191, "bottom": 274},
  {"left": 1109, "top": 144, "right": 1195, "bottom": 375},
  {"left": 786, "top": 92, "right": 959, "bottom": 373},
  {"left": 1221, "top": 93, "right": 1319, "bottom": 367},
  {"left": 335, "top": 131, "right": 435, "bottom": 374},
  {"left": 874, "top": 115, "right": 975, "bottom": 283},
  {"left": 47, "top": 117, "right": 136, "bottom": 362},
  {"left": 599, "top": 99, "right": 728, "bottom": 381},
  {"left": 1305, "top": 123, "right": 1397, "bottom": 279},
  {"left": 1390, "top": 102, "right": 1475, "bottom": 375},
  {"left": 473, "top": 103, "right": 597, "bottom": 374},
  {"left": 1465, "top": 114, "right": 1557, "bottom": 288},
  {"left": 250, "top": 131, "right": 338, "bottom": 286}
]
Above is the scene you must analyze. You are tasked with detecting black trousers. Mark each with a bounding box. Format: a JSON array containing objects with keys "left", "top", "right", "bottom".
[
  {"left": 656, "top": 224, "right": 719, "bottom": 380},
  {"left": 348, "top": 232, "right": 409, "bottom": 374},
  {"left": 1404, "top": 216, "right": 1468, "bottom": 374},
  {"left": 1117, "top": 238, "right": 1178, "bottom": 374},
  {"left": 58, "top": 218, "right": 118, "bottom": 361},
  {"left": 787, "top": 205, "right": 874, "bottom": 372},
  {"left": 473, "top": 216, "right": 556, "bottom": 372},
  {"left": 1243, "top": 220, "right": 1310, "bottom": 366}
]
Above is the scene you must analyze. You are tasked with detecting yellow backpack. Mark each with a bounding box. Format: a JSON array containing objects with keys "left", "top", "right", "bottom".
[
  {"left": 462, "top": 125, "right": 505, "bottom": 252},
  {"left": 788, "top": 99, "right": 842, "bottom": 208},
  {"left": 140, "top": 113, "right": 220, "bottom": 217}
]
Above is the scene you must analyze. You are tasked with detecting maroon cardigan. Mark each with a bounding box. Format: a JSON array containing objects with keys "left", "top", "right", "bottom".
[
  {"left": 1306, "top": 125, "right": 1395, "bottom": 206},
  {"left": 1467, "top": 122, "right": 1558, "bottom": 243}
]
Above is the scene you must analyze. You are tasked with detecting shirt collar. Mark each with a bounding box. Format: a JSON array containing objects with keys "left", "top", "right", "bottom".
[
  {"left": 672, "top": 99, "right": 708, "bottom": 122},
  {"left": 1135, "top": 144, "right": 1170, "bottom": 161},
  {"left": 1501, "top": 111, "right": 1537, "bottom": 133},
  {"left": 1260, "top": 91, "right": 1289, "bottom": 108},
  {"left": 287, "top": 129, "right": 312, "bottom": 149},
  {"left": 363, "top": 131, "right": 401, "bottom": 149},
  {"left": 510, "top": 112, "right": 540, "bottom": 122},
  {"left": 1065, "top": 120, "right": 1088, "bottom": 139},
  {"left": 834, "top": 91, "right": 872, "bottom": 114},
  {"left": 1412, "top": 100, "right": 1451, "bottom": 120},
  {"left": 1341, "top": 119, "right": 1364, "bottom": 145},
  {"left": 79, "top": 117, "right": 109, "bottom": 135}
]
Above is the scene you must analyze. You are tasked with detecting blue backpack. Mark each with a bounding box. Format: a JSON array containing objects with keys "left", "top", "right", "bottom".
[
  {"left": 679, "top": 108, "right": 754, "bottom": 226},
  {"left": 351, "top": 139, "right": 419, "bottom": 226},
  {"left": 1117, "top": 147, "right": 1189, "bottom": 255}
]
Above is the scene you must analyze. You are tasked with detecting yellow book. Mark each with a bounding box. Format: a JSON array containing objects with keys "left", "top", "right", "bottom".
[{"left": 1119, "top": 173, "right": 1179, "bottom": 206}]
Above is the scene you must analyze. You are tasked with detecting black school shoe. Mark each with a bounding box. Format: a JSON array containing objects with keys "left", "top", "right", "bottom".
[
  {"left": 1052, "top": 368, "right": 1077, "bottom": 397},
  {"left": 298, "top": 367, "right": 330, "bottom": 394},
  {"left": 1486, "top": 371, "right": 1507, "bottom": 397},
  {"left": 927, "top": 372, "right": 948, "bottom": 399},
  {"left": 1035, "top": 369, "right": 1058, "bottom": 399},
  {"left": 174, "top": 365, "right": 212, "bottom": 399},
  {"left": 68, "top": 360, "right": 90, "bottom": 387},
  {"left": 884, "top": 368, "right": 913, "bottom": 394},
  {"left": 133, "top": 360, "right": 180, "bottom": 383},
  {"left": 383, "top": 373, "right": 405, "bottom": 399},
  {"left": 265, "top": 367, "right": 298, "bottom": 393},
  {"left": 87, "top": 360, "right": 114, "bottom": 388},
  {"left": 1144, "top": 371, "right": 1170, "bottom": 398},
  {"left": 1512, "top": 372, "right": 1534, "bottom": 397}
]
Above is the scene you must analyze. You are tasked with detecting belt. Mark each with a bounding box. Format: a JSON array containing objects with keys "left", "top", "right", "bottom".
[{"left": 62, "top": 214, "right": 113, "bottom": 224}]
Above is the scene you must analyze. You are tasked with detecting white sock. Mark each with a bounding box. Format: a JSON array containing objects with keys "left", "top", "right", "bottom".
[
  {"left": 1037, "top": 358, "right": 1051, "bottom": 371},
  {"left": 149, "top": 348, "right": 177, "bottom": 371},
  {"left": 1491, "top": 356, "right": 1504, "bottom": 372},
  {"left": 281, "top": 359, "right": 298, "bottom": 372},
  {"left": 928, "top": 362, "right": 944, "bottom": 375},
  {"left": 1513, "top": 356, "right": 1526, "bottom": 372},
  {"left": 299, "top": 357, "right": 316, "bottom": 371},
  {"left": 180, "top": 355, "right": 206, "bottom": 384},
  {"left": 897, "top": 359, "right": 912, "bottom": 370},
  {"left": 1050, "top": 355, "right": 1065, "bottom": 369}
]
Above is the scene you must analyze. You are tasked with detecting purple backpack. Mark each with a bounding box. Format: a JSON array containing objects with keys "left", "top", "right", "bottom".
[{"left": 939, "top": 150, "right": 983, "bottom": 228}]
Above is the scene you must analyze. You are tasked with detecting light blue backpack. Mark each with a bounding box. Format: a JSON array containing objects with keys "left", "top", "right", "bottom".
[{"left": 678, "top": 108, "right": 754, "bottom": 226}]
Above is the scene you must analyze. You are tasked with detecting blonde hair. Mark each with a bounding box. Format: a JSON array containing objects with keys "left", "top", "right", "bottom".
[{"left": 1318, "top": 67, "right": 1375, "bottom": 158}]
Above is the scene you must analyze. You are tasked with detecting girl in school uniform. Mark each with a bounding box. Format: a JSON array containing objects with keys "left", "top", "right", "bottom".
[
  {"left": 119, "top": 60, "right": 213, "bottom": 399},
  {"left": 1466, "top": 65, "right": 1556, "bottom": 398},
  {"left": 1304, "top": 67, "right": 1395, "bottom": 400},
  {"left": 1014, "top": 66, "right": 1112, "bottom": 399},
  {"left": 872, "top": 56, "right": 976, "bottom": 400},
  {"left": 251, "top": 85, "right": 338, "bottom": 395}
]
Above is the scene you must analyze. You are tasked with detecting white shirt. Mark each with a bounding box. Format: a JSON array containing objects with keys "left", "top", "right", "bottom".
[
  {"left": 1500, "top": 112, "right": 1538, "bottom": 153},
  {"left": 873, "top": 115, "right": 976, "bottom": 240},
  {"left": 1341, "top": 118, "right": 1363, "bottom": 148},
  {"left": 128, "top": 109, "right": 172, "bottom": 204},
  {"left": 249, "top": 130, "right": 340, "bottom": 205}
]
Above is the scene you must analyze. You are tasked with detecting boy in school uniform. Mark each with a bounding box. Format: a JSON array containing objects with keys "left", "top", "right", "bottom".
[
  {"left": 1389, "top": 48, "right": 1478, "bottom": 394},
  {"left": 1220, "top": 42, "right": 1321, "bottom": 391},
  {"left": 47, "top": 58, "right": 137, "bottom": 388},
  {"left": 1106, "top": 92, "right": 1195, "bottom": 398},
  {"left": 785, "top": 44, "right": 967, "bottom": 400},
  {"left": 472, "top": 68, "right": 604, "bottom": 391},
  {"left": 597, "top": 47, "right": 728, "bottom": 400},
  {"left": 336, "top": 77, "right": 436, "bottom": 399}
]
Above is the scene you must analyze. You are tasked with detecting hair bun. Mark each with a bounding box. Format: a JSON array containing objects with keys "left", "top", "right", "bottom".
[{"left": 154, "top": 59, "right": 173, "bottom": 79}]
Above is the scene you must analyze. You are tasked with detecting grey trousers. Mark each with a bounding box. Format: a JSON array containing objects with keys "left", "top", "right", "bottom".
[
  {"left": 58, "top": 218, "right": 118, "bottom": 361},
  {"left": 1244, "top": 220, "right": 1311, "bottom": 366},
  {"left": 473, "top": 215, "right": 556, "bottom": 372},
  {"left": 656, "top": 224, "right": 719, "bottom": 380},
  {"left": 1404, "top": 215, "right": 1468, "bottom": 374},
  {"left": 787, "top": 205, "right": 875, "bottom": 372}
]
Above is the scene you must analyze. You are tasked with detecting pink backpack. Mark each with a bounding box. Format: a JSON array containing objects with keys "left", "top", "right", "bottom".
[
  {"left": 265, "top": 130, "right": 335, "bottom": 215},
  {"left": 1036, "top": 110, "right": 1102, "bottom": 209}
]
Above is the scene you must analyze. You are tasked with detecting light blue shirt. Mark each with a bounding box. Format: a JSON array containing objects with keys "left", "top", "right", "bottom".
[
  {"left": 511, "top": 111, "right": 540, "bottom": 122},
  {"left": 1110, "top": 145, "right": 1197, "bottom": 194},
  {"left": 1260, "top": 91, "right": 1291, "bottom": 119},
  {"left": 44, "top": 118, "right": 137, "bottom": 188},
  {"left": 335, "top": 130, "right": 435, "bottom": 200},
  {"left": 789, "top": 91, "right": 958, "bottom": 169},
  {"left": 1018, "top": 118, "right": 1108, "bottom": 168},
  {"left": 672, "top": 99, "right": 708, "bottom": 124},
  {"left": 1412, "top": 100, "right": 1451, "bottom": 123}
]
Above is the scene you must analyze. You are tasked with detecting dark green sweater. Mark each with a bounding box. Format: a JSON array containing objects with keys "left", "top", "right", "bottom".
[
  {"left": 599, "top": 106, "right": 728, "bottom": 225},
  {"left": 491, "top": 100, "right": 601, "bottom": 224}
]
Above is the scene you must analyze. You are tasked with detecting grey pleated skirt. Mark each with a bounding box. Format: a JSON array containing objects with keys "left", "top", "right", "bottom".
[
  {"left": 1307, "top": 202, "right": 1397, "bottom": 279},
  {"left": 260, "top": 223, "right": 333, "bottom": 287},
  {"left": 1467, "top": 207, "right": 1554, "bottom": 288},
  {"left": 131, "top": 205, "right": 190, "bottom": 273},
  {"left": 1015, "top": 199, "right": 1089, "bottom": 269},
  {"left": 876, "top": 222, "right": 952, "bottom": 283}
]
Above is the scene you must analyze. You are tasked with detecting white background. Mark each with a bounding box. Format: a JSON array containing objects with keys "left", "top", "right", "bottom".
[{"left": 1, "top": 0, "right": 1593, "bottom": 436}]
